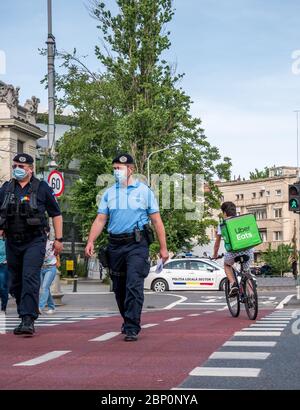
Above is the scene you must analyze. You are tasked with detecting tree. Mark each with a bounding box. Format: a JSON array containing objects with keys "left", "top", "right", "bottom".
[
  {"left": 54, "top": 0, "right": 231, "bottom": 255},
  {"left": 262, "top": 244, "right": 293, "bottom": 276},
  {"left": 249, "top": 167, "right": 269, "bottom": 180}
]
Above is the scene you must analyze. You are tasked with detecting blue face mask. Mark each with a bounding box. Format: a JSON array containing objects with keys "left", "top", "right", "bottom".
[
  {"left": 13, "top": 167, "right": 28, "bottom": 181},
  {"left": 114, "top": 169, "right": 127, "bottom": 183}
]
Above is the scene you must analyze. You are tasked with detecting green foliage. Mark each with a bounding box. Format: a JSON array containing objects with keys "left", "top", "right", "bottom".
[
  {"left": 262, "top": 244, "right": 293, "bottom": 276},
  {"left": 36, "top": 113, "right": 78, "bottom": 126},
  {"left": 53, "top": 0, "right": 232, "bottom": 255},
  {"left": 249, "top": 167, "right": 269, "bottom": 180}
]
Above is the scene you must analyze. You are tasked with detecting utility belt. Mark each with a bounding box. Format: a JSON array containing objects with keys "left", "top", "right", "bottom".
[
  {"left": 6, "top": 229, "right": 45, "bottom": 243},
  {"left": 109, "top": 230, "right": 146, "bottom": 245},
  {"left": 109, "top": 223, "right": 155, "bottom": 245}
]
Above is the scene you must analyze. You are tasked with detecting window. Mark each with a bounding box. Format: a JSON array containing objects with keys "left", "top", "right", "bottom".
[
  {"left": 189, "top": 261, "right": 214, "bottom": 271},
  {"left": 236, "top": 194, "right": 240, "bottom": 200},
  {"left": 274, "top": 168, "right": 283, "bottom": 176},
  {"left": 17, "top": 140, "right": 24, "bottom": 153},
  {"left": 274, "top": 208, "right": 282, "bottom": 218},
  {"left": 275, "top": 190, "right": 282, "bottom": 196},
  {"left": 274, "top": 231, "right": 283, "bottom": 241},
  {"left": 260, "top": 191, "right": 264, "bottom": 198},
  {"left": 259, "top": 230, "right": 267, "bottom": 243},
  {"left": 241, "top": 194, "right": 244, "bottom": 200},
  {"left": 266, "top": 191, "right": 270, "bottom": 197},
  {"left": 252, "top": 193, "right": 256, "bottom": 199},
  {"left": 165, "top": 261, "right": 188, "bottom": 270},
  {"left": 250, "top": 208, "right": 267, "bottom": 220}
]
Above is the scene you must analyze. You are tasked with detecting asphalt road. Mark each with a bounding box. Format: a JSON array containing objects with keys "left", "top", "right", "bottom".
[{"left": 0, "top": 289, "right": 299, "bottom": 390}]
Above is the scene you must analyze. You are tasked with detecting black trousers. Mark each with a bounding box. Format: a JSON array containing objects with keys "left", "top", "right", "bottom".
[
  {"left": 6, "top": 235, "right": 47, "bottom": 319},
  {"left": 108, "top": 237, "right": 150, "bottom": 334}
]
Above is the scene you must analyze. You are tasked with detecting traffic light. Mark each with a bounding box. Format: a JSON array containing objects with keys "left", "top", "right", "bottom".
[{"left": 289, "top": 183, "right": 300, "bottom": 212}]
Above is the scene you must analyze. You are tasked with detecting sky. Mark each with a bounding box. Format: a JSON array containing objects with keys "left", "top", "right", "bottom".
[{"left": 1, "top": 0, "right": 300, "bottom": 178}]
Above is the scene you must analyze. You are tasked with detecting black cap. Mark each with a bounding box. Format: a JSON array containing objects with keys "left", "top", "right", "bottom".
[
  {"left": 13, "top": 153, "right": 34, "bottom": 164},
  {"left": 112, "top": 153, "right": 134, "bottom": 165}
]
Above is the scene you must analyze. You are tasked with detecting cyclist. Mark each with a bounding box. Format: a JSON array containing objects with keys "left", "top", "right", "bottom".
[{"left": 213, "top": 202, "right": 254, "bottom": 297}]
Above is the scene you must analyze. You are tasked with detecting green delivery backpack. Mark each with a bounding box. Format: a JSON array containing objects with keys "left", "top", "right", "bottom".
[{"left": 220, "top": 213, "right": 262, "bottom": 252}]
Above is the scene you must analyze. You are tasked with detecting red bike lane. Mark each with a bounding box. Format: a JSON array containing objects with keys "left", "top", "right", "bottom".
[{"left": 0, "top": 309, "right": 271, "bottom": 390}]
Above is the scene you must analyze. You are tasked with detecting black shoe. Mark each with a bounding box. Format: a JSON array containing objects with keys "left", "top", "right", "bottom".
[
  {"left": 13, "top": 319, "right": 25, "bottom": 335},
  {"left": 228, "top": 282, "right": 239, "bottom": 297},
  {"left": 21, "top": 316, "right": 35, "bottom": 335},
  {"left": 124, "top": 332, "right": 138, "bottom": 342},
  {"left": 121, "top": 324, "right": 126, "bottom": 334},
  {"left": 14, "top": 316, "right": 35, "bottom": 336}
]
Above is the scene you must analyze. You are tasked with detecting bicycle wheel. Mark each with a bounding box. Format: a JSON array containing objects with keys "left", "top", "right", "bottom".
[
  {"left": 225, "top": 278, "right": 240, "bottom": 317},
  {"left": 244, "top": 277, "right": 258, "bottom": 320}
]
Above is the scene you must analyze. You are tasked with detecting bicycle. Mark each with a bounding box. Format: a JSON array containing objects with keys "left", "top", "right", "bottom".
[{"left": 225, "top": 254, "right": 258, "bottom": 320}]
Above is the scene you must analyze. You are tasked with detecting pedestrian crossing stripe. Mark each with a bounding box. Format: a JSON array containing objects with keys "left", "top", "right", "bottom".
[{"left": 0, "top": 313, "right": 118, "bottom": 333}]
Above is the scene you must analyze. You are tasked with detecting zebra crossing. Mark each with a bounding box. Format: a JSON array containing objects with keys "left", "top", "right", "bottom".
[
  {"left": 178, "top": 295, "right": 280, "bottom": 310},
  {"left": 175, "top": 309, "right": 296, "bottom": 390},
  {"left": 0, "top": 312, "right": 118, "bottom": 334}
]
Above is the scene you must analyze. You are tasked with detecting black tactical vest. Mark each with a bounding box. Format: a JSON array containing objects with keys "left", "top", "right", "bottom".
[{"left": 0, "top": 177, "right": 45, "bottom": 235}]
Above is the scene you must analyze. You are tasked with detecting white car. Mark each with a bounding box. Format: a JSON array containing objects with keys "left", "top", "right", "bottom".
[{"left": 144, "top": 257, "right": 227, "bottom": 292}]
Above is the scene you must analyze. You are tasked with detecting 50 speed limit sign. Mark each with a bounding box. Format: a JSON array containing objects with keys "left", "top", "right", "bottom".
[{"left": 47, "top": 170, "right": 65, "bottom": 197}]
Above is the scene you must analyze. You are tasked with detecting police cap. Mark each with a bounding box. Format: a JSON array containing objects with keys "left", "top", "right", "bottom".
[
  {"left": 112, "top": 153, "right": 134, "bottom": 165},
  {"left": 13, "top": 153, "right": 34, "bottom": 164}
]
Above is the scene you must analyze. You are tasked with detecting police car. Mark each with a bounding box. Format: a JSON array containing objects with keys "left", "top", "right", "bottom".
[{"left": 144, "top": 255, "right": 227, "bottom": 292}]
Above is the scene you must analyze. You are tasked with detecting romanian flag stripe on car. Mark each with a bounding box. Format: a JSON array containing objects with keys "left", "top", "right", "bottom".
[{"left": 174, "top": 282, "right": 214, "bottom": 286}]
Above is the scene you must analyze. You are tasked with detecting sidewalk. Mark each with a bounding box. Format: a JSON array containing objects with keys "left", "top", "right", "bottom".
[
  {"left": 59, "top": 278, "right": 111, "bottom": 294},
  {"left": 256, "top": 277, "right": 297, "bottom": 291}
]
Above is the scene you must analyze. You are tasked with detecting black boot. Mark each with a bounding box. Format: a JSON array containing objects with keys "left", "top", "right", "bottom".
[
  {"left": 21, "top": 316, "right": 35, "bottom": 335},
  {"left": 13, "top": 318, "right": 25, "bottom": 335},
  {"left": 13, "top": 316, "right": 35, "bottom": 336}
]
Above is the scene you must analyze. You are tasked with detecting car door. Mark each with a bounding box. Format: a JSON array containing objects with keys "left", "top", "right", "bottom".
[
  {"left": 188, "top": 260, "right": 217, "bottom": 290},
  {"left": 162, "top": 260, "right": 190, "bottom": 290}
]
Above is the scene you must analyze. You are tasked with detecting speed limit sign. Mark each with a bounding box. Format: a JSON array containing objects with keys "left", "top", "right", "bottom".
[{"left": 47, "top": 170, "right": 65, "bottom": 197}]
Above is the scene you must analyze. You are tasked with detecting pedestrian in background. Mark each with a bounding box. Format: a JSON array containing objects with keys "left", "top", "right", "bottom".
[
  {"left": 0, "top": 234, "right": 9, "bottom": 313},
  {"left": 39, "top": 227, "right": 57, "bottom": 314}
]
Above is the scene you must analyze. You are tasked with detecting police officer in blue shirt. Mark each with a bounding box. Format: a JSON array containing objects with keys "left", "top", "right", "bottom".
[
  {"left": 0, "top": 153, "right": 63, "bottom": 335},
  {"left": 86, "top": 153, "right": 169, "bottom": 341}
]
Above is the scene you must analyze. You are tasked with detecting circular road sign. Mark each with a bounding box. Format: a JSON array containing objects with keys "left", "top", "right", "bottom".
[{"left": 47, "top": 170, "right": 65, "bottom": 197}]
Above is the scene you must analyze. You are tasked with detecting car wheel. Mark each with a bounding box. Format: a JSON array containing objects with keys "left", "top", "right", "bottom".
[
  {"left": 219, "top": 278, "right": 227, "bottom": 291},
  {"left": 151, "top": 278, "right": 169, "bottom": 292}
]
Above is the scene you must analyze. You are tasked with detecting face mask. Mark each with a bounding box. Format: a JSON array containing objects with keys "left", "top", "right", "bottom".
[
  {"left": 13, "top": 167, "right": 28, "bottom": 181},
  {"left": 114, "top": 169, "right": 128, "bottom": 183}
]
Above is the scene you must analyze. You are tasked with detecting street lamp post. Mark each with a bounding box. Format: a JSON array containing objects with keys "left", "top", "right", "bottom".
[
  {"left": 146, "top": 144, "right": 180, "bottom": 186},
  {"left": 46, "top": 1, "right": 64, "bottom": 305},
  {"left": 47, "top": 0, "right": 56, "bottom": 159},
  {"left": 294, "top": 110, "right": 300, "bottom": 299}
]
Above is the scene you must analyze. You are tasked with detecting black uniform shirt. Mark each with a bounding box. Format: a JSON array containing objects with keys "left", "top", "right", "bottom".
[{"left": 0, "top": 177, "right": 62, "bottom": 218}]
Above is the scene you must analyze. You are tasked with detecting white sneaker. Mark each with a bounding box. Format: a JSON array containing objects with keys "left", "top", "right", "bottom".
[{"left": 46, "top": 309, "right": 55, "bottom": 314}]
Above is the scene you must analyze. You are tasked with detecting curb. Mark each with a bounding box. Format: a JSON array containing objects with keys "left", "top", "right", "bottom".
[{"left": 283, "top": 295, "right": 300, "bottom": 308}]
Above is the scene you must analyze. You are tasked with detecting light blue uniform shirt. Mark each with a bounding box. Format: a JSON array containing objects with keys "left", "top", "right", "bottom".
[
  {"left": 0, "top": 239, "right": 6, "bottom": 264},
  {"left": 97, "top": 180, "right": 159, "bottom": 234}
]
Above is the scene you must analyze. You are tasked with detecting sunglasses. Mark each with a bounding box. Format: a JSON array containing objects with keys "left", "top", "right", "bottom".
[{"left": 12, "top": 164, "right": 27, "bottom": 169}]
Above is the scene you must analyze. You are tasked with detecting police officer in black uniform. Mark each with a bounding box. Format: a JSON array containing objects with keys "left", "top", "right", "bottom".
[
  {"left": 0, "top": 153, "right": 63, "bottom": 336},
  {"left": 85, "top": 153, "right": 169, "bottom": 341}
]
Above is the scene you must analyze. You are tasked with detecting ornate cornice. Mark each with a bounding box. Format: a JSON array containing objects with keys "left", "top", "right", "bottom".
[{"left": 0, "top": 118, "right": 46, "bottom": 139}]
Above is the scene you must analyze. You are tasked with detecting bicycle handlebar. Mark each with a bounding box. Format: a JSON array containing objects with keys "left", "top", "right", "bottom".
[{"left": 209, "top": 254, "right": 224, "bottom": 260}]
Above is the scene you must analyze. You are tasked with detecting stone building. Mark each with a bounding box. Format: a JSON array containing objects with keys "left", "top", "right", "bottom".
[
  {"left": 0, "top": 81, "right": 45, "bottom": 183},
  {"left": 210, "top": 166, "right": 300, "bottom": 263}
]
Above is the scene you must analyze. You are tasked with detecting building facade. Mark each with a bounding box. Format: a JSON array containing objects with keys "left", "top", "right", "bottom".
[
  {"left": 214, "top": 166, "right": 300, "bottom": 263},
  {"left": 0, "top": 81, "right": 45, "bottom": 184}
]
